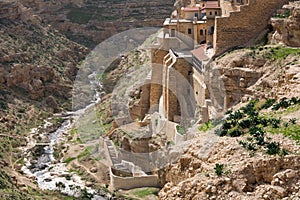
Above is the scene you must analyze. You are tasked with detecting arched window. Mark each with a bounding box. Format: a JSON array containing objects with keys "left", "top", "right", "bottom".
[{"left": 200, "top": 30, "right": 204, "bottom": 35}]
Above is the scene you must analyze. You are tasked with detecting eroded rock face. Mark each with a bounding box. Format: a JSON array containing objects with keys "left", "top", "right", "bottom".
[
  {"left": 0, "top": 1, "right": 88, "bottom": 133},
  {"left": 208, "top": 47, "right": 300, "bottom": 110},
  {"left": 18, "top": 0, "right": 174, "bottom": 48},
  {"left": 0, "top": 1, "right": 88, "bottom": 102},
  {"left": 271, "top": 1, "right": 300, "bottom": 47},
  {"left": 159, "top": 132, "right": 300, "bottom": 200}
]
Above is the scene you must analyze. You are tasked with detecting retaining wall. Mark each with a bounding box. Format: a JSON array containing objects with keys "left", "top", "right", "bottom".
[
  {"left": 110, "top": 168, "right": 160, "bottom": 190},
  {"left": 214, "top": 0, "right": 293, "bottom": 55}
]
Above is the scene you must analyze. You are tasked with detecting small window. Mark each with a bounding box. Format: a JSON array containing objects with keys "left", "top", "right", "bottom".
[
  {"left": 171, "top": 29, "right": 175, "bottom": 37},
  {"left": 209, "top": 26, "right": 214, "bottom": 34},
  {"left": 200, "top": 30, "right": 203, "bottom": 35},
  {"left": 209, "top": 11, "right": 212, "bottom": 15},
  {"left": 188, "top": 28, "right": 192, "bottom": 34},
  {"left": 215, "top": 11, "right": 218, "bottom": 15}
]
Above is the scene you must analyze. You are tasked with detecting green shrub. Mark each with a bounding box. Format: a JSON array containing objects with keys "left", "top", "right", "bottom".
[
  {"left": 274, "top": 10, "right": 291, "bottom": 18},
  {"left": 238, "top": 119, "right": 252, "bottom": 129},
  {"left": 261, "top": 99, "right": 276, "bottom": 109},
  {"left": 198, "top": 121, "right": 214, "bottom": 132},
  {"left": 214, "top": 163, "right": 224, "bottom": 176},
  {"left": 279, "top": 149, "right": 289, "bottom": 156},
  {"left": 266, "top": 142, "right": 280, "bottom": 155},
  {"left": 0, "top": 102, "right": 8, "bottom": 110},
  {"left": 228, "top": 127, "right": 244, "bottom": 137},
  {"left": 217, "top": 99, "right": 296, "bottom": 155},
  {"left": 176, "top": 125, "right": 186, "bottom": 135},
  {"left": 289, "top": 118, "right": 297, "bottom": 124},
  {"left": 56, "top": 117, "right": 63, "bottom": 124},
  {"left": 249, "top": 126, "right": 265, "bottom": 137}
]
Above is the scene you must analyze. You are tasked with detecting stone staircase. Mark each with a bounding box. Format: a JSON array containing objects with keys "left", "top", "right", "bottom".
[{"left": 104, "top": 138, "right": 131, "bottom": 174}]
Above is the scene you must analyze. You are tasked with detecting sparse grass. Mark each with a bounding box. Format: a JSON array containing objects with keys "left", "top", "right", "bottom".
[
  {"left": 267, "top": 123, "right": 300, "bottom": 142},
  {"left": 75, "top": 108, "right": 104, "bottom": 142},
  {"left": 94, "top": 155, "right": 103, "bottom": 161},
  {"left": 76, "top": 137, "right": 83, "bottom": 144},
  {"left": 269, "top": 104, "right": 300, "bottom": 118},
  {"left": 70, "top": 128, "right": 77, "bottom": 136},
  {"left": 64, "top": 157, "right": 76, "bottom": 164},
  {"left": 68, "top": 168, "right": 84, "bottom": 176},
  {"left": 131, "top": 188, "right": 159, "bottom": 198},
  {"left": 77, "top": 146, "right": 93, "bottom": 160},
  {"left": 264, "top": 46, "right": 300, "bottom": 60}
]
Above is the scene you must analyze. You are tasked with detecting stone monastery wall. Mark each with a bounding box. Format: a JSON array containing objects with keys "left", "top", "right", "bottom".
[{"left": 214, "top": 0, "right": 293, "bottom": 55}]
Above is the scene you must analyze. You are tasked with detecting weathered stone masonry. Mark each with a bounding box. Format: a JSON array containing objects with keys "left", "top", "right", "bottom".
[{"left": 214, "top": 0, "right": 294, "bottom": 55}]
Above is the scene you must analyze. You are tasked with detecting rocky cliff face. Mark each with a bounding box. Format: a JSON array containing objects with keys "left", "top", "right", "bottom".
[
  {"left": 271, "top": 1, "right": 300, "bottom": 47},
  {"left": 0, "top": 0, "right": 88, "bottom": 134},
  {"left": 159, "top": 131, "right": 300, "bottom": 200},
  {"left": 159, "top": 45, "right": 300, "bottom": 199},
  {"left": 19, "top": 0, "right": 174, "bottom": 48},
  {"left": 209, "top": 45, "right": 300, "bottom": 109}
]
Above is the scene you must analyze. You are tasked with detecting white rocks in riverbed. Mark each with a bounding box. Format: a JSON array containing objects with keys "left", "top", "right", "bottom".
[{"left": 86, "top": 181, "right": 93, "bottom": 187}]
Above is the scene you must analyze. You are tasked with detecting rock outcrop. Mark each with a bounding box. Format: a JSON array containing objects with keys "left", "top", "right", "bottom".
[
  {"left": 0, "top": 0, "right": 88, "bottom": 133},
  {"left": 271, "top": 1, "right": 300, "bottom": 46},
  {"left": 0, "top": 1, "right": 88, "bottom": 99},
  {"left": 19, "top": 0, "right": 174, "bottom": 48},
  {"left": 210, "top": 46, "right": 300, "bottom": 109},
  {"left": 159, "top": 130, "right": 300, "bottom": 200},
  {"left": 159, "top": 44, "right": 300, "bottom": 199}
]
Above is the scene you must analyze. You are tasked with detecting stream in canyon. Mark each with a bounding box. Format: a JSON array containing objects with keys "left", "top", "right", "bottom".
[{"left": 20, "top": 73, "right": 108, "bottom": 199}]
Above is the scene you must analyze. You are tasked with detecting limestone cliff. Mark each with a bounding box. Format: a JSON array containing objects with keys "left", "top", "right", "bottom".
[
  {"left": 19, "top": 0, "right": 174, "bottom": 48},
  {"left": 160, "top": 130, "right": 300, "bottom": 199},
  {"left": 0, "top": 0, "right": 87, "bottom": 164},
  {"left": 271, "top": 1, "right": 300, "bottom": 47},
  {"left": 212, "top": 46, "right": 300, "bottom": 109}
]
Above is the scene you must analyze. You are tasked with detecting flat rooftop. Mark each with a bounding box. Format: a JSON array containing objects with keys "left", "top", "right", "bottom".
[{"left": 163, "top": 18, "right": 206, "bottom": 26}]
